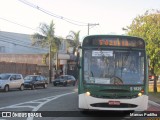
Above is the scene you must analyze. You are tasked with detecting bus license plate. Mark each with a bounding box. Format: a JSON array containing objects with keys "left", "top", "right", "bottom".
[{"left": 108, "top": 101, "right": 120, "bottom": 105}]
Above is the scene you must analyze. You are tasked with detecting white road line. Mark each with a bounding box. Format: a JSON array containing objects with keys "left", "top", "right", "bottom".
[
  {"left": 27, "top": 101, "right": 42, "bottom": 104},
  {"left": 32, "top": 92, "right": 75, "bottom": 111},
  {"left": 10, "top": 105, "right": 35, "bottom": 109},
  {"left": 27, "top": 92, "right": 75, "bottom": 120},
  {"left": 0, "top": 92, "right": 75, "bottom": 120},
  {"left": 0, "top": 92, "right": 75, "bottom": 110}
]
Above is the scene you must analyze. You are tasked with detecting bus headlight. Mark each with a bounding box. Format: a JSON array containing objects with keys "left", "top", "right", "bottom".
[
  {"left": 138, "top": 92, "right": 143, "bottom": 97},
  {"left": 138, "top": 89, "right": 144, "bottom": 97},
  {"left": 86, "top": 91, "right": 90, "bottom": 96}
]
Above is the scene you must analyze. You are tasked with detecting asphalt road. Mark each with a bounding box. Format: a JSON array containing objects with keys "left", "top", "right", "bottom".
[{"left": 0, "top": 85, "right": 160, "bottom": 120}]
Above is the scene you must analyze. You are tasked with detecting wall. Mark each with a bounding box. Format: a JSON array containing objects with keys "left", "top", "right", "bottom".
[
  {"left": 0, "top": 62, "right": 50, "bottom": 78},
  {"left": 0, "top": 54, "right": 45, "bottom": 65}
]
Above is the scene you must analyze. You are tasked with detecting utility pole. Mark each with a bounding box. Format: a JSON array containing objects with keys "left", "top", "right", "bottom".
[{"left": 88, "top": 23, "right": 99, "bottom": 35}]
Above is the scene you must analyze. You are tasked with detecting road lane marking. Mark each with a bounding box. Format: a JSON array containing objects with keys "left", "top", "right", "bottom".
[
  {"left": 27, "top": 92, "right": 75, "bottom": 120},
  {"left": 0, "top": 91, "right": 76, "bottom": 120},
  {"left": 31, "top": 92, "right": 75, "bottom": 111},
  {"left": 0, "top": 92, "right": 75, "bottom": 110}
]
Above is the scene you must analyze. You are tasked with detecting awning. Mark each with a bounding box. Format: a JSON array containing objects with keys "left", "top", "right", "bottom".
[{"left": 58, "top": 53, "right": 70, "bottom": 60}]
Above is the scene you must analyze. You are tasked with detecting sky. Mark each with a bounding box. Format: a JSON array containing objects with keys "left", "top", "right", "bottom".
[{"left": 0, "top": 0, "right": 160, "bottom": 41}]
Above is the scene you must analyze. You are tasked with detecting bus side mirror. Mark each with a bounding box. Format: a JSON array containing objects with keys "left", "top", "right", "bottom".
[
  {"left": 75, "top": 58, "right": 81, "bottom": 69},
  {"left": 75, "top": 46, "right": 81, "bottom": 69},
  {"left": 77, "top": 64, "right": 81, "bottom": 69}
]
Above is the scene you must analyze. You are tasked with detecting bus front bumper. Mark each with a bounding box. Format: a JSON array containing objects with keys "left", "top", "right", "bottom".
[{"left": 78, "top": 93, "right": 148, "bottom": 111}]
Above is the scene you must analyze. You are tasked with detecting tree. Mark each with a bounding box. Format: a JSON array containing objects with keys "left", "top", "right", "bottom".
[
  {"left": 125, "top": 9, "right": 160, "bottom": 92},
  {"left": 66, "top": 31, "right": 80, "bottom": 80},
  {"left": 66, "top": 30, "right": 80, "bottom": 54},
  {"left": 32, "top": 20, "right": 61, "bottom": 64},
  {"left": 31, "top": 20, "right": 61, "bottom": 83}
]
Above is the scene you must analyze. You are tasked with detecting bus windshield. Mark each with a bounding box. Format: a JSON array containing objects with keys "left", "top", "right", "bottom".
[{"left": 83, "top": 49, "right": 144, "bottom": 85}]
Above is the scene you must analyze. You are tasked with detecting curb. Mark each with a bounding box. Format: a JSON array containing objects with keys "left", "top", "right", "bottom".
[{"left": 148, "top": 100, "right": 160, "bottom": 107}]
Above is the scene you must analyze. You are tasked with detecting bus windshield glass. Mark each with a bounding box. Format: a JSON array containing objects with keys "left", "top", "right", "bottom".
[{"left": 83, "top": 49, "right": 144, "bottom": 85}]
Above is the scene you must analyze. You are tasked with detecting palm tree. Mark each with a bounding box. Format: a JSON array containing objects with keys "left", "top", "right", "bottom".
[
  {"left": 32, "top": 20, "right": 61, "bottom": 64},
  {"left": 31, "top": 20, "right": 61, "bottom": 83},
  {"left": 66, "top": 30, "right": 80, "bottom": 54}
]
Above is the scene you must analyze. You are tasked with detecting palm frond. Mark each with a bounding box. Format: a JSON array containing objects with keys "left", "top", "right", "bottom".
[
  {"left": 31, "top": 20, "right": 61, "bottom": 55},
  {"left": 39, "top": 23, "right": 49, "bottom": 36},
  {"left": 31, "top": 33, "right": 44, "bottom": 46}
]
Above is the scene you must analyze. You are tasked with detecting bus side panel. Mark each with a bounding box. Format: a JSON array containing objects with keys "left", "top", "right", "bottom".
[{"left": 78, "top": 53, "right": 83, "bottom": 94}]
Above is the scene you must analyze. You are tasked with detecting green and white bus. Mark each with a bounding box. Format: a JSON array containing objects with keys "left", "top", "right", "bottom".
[{"left": 78, "top": 35, "right": 148, "bottom": 111}]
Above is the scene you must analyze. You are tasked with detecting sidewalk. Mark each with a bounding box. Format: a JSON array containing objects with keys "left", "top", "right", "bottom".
[{"left": 148, "top": 92, "right": 160, "bottom": 105}]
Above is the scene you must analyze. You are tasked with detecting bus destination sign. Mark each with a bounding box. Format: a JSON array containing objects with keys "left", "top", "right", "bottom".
[{"left": 83, "top": 37, "right": 145, "bottom": 48}]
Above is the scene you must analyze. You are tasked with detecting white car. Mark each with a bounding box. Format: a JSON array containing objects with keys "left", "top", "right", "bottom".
[{"left": 0, "top": 73, "right": 24, "bottom": 92}]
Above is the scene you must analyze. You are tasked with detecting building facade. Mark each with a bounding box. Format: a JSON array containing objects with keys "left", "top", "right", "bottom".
[
  {"left": 0, "top": 31, "right": 77, "bottom": 78},
  {"left": 0, "top": 31, "right": 48, "bottom": 54}
]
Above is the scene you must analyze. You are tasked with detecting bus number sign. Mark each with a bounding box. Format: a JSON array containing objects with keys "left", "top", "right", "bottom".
[{"left": 130, "top": 87, "right": 142, "bottom": 91}]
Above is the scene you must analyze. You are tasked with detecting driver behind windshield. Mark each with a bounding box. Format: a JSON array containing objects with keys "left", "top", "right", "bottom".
[{"left": 90, "top": 59, "right": 102, "bottom": 77}]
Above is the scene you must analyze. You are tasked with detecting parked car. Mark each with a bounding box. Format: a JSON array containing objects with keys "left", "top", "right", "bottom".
[
  {"left": 0, "top": 73, "right": 24, "bottom": 92},
  {"left": 24, "top": 75, "right": 48, "bottom": 90},
  {"left": 149, "top": 75, "right": 160, "bottom": 81},
  {"left": 53, "top": 75, "right": 76, "bottom": 86}
]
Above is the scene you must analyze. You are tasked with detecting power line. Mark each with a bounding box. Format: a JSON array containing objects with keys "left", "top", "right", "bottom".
[
  {"left": 0, "top": 43, "right": 43, "bottom": 53},
  {"left": 0, "top": 17, "right": 64, "bottom": 38},
  {"left": 0, "top": 34, "right": 31, "bottom": 46},
  {"left": 0, "top": 17, "right": 37, "bottom": 31},
  {"left": 0, "top": 35, "right": 48, "bottom": 51},
  {"left": 18, "top": 0, "right": 88, "bottom": 26}
]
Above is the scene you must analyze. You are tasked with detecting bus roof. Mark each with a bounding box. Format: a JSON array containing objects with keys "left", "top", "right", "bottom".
[{"left": 83, "top": 34, "right": 144, "bottom": 40}]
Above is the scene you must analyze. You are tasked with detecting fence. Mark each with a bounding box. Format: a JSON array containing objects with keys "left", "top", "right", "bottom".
[{"left": 0, "top": 62, "right": 50, "bottom": 77}]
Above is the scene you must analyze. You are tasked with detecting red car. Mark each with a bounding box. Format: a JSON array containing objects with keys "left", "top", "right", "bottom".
[{"left": 149, "top": 75, "right": 155, "bottom": 81}]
